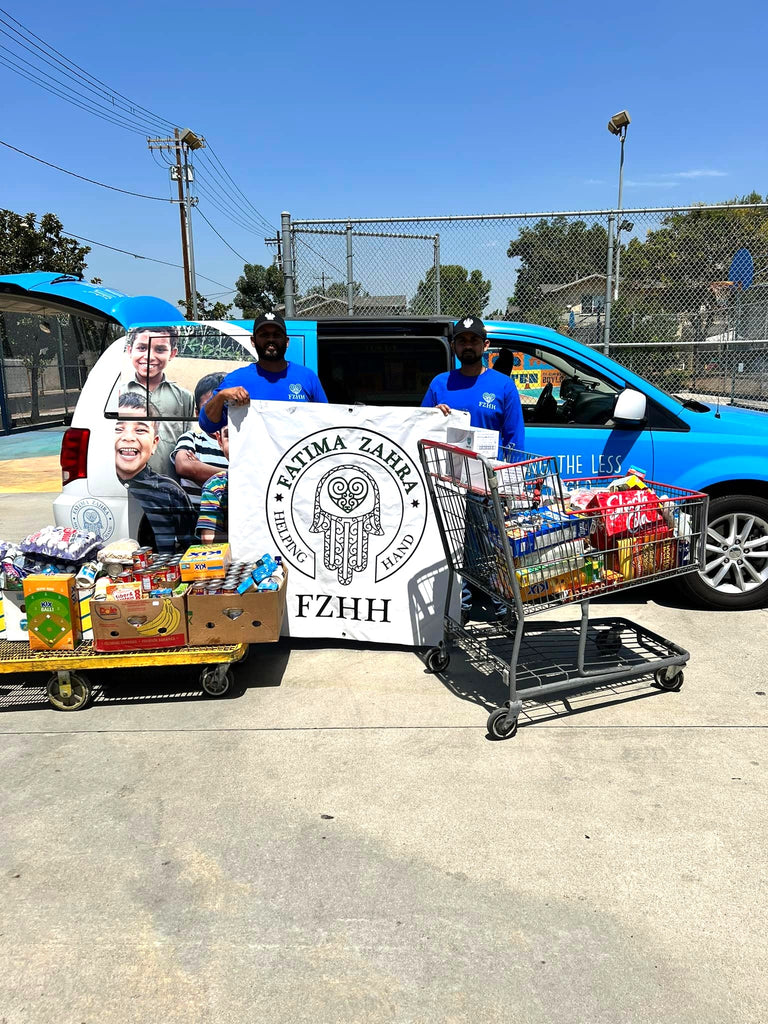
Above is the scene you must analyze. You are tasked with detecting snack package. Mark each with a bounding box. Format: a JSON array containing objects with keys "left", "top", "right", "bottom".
[
  {"left": 588, "top": 489, "right": 663, "bottom": 549},
  {"left": 504, "top": 507, "right": 592, "bottom": 558},
  {"left": 21, "top": 526, "right": 101, "bottom": 564}
]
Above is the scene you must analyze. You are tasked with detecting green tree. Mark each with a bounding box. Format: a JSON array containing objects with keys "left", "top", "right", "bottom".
[
  {"left": 178, "top": 292, "right": 235, "bottom": 321},
  {"left": 619, "top": 192, "right": 768, "bottom": 339},
  {"left": 411, "top": 264, "right": 491, "bottom": 317},
  {"left": 506, "top": 216, "right": 608, "bottom": 320},
  {"left": 235, "top": 263, "right": 285, "bottom": 317},
  {"left": 0, "top": 209, "right": 90, "bottom": 275},
  {"left": 306, "top": 280, "right": 368, "bottom": 299}
]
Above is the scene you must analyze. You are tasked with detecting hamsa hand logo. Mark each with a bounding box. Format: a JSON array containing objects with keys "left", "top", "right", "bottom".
[{"left": 310, "top": 465, "right": 384, "bottom": 584}]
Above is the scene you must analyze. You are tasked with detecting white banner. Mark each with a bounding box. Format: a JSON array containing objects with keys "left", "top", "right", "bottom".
[{"left": 229, "top": 402, "right": 469, "bottom": 645}]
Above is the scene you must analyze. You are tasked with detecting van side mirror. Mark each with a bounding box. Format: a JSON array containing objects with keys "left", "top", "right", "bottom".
[{"left": 612, "top": 388, "right": 647, "bottom": 424}]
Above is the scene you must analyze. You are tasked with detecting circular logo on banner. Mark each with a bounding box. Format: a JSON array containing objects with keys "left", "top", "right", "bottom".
[
  {"left": 69, "top": 499, "right": 115, "bottom": 541},
  {"left": 266, "top": 427, "right": 427, "bottom": 585}
]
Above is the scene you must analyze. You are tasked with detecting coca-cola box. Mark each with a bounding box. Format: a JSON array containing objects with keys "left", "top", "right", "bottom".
[{"left": 588, "top": 489, "right": 662, "bottom": 549}]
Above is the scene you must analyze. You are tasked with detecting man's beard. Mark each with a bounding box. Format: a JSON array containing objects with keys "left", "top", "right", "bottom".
[{"left": 458, "top": 349, "right": 482, "bottom": 365}]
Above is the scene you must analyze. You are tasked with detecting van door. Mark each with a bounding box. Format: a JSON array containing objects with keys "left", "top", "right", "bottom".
[{"left": 489, "top": 338, "right": 655, "bottom": 480}]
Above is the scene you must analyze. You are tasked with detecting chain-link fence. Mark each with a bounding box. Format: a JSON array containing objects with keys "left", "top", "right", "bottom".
[
  {"left": 0, "top": 312, "right": 119, "bottom": 430},
  {"left": 284, "top": 204, "right": 768, "bottom": 407}
]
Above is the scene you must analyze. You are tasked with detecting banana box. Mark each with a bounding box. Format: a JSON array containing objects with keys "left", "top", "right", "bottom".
[
  {"left": 91, "top": 590, "right": 188, "bottom": 651},
  {"left": 179, "top": 544, "right": 232, "bottom": 582},
  {"left": 23, "top": 574, "right": 82, "bottom": 651},
  {"left": 186, "top": 570, "right": 287, "bottom": 645}
]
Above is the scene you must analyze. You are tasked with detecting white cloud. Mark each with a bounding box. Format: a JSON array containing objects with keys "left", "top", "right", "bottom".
[
  {"left": 668, "top": 169, "right": 728, "bottom": 179},
  {"left": 583, "top": 178, "right": 606, "bottom": 185},
  {"left": 625, "top": 180, "right": 680, "bottom": 188}
]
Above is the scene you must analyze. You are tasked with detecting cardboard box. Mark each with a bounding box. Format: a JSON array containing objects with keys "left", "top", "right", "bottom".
[
  {"left": 22, "top": 574, "right": 82, "bottom": 651},
  {"left": 179, "top": 543, "right": 232, "bottom": 581},
  {"left": 91, "top": 592, "right": 188, "bottom": 652},
  {"left": 446, "top": 426, "right": 500, "bottom": 491},
  {"left": 1, "top": 590, "right": 29, "bottom": 641},
  {"left": 186, "top": 572, "right": 287, "bottom": 645},
  {"left": 78, "top": 588, "right": 94, "bottom": 641}
]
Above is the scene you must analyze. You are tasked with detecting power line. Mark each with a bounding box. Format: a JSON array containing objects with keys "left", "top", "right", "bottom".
[
  {"left": 0, "top": 38, "right": 160, "bottom": 135},
  {"left": 0, "top": 53, "right": 153, "bottom": 135},
  {"left": 0, "top": 6, "right": 176, "bottom": 134},
  {"left": 195, "top": 207, "right": 250, "bottom": 263},
  {"left": 62, "top": 228, "right": 232, "bottom": 289},
  {"left": 202, "top": 143, "right": 276, "bottom": 232},
  {"left": 193, "top": 161, "right": 273, "bottom": 235},
  {"left": 0, "top": 137, "right": 172, "bottom": 201}
]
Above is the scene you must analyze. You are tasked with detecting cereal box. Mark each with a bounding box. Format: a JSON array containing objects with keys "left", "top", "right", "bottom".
[{"left": 22, "top": 574, "right": 82, "bottom": 651}]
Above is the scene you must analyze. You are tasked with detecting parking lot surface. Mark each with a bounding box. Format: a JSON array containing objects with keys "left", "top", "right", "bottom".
[{"left": 1, "top": 569, "right": 767, "bottom": 1023}]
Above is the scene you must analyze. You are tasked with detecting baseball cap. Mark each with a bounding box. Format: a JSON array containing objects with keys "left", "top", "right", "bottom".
[
  {"left": 452, "top": 315, "right": 486, "bottom": 341},
  {"left": 252, "top": 311, "right": 287, "bottom": 336}
]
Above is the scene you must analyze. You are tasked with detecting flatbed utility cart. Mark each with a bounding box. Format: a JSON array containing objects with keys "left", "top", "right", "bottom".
[
  {"left": 0, "top": 639, "right": 249, "bottom": 711},
  {"left": 418, "top": 441, "right": 708, "bottom": 739}
]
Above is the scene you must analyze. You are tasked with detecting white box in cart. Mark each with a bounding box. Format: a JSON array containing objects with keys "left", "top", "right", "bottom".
[
  {"left": 446, "top": 426, "right": 500, "bottom": 489},
  {"left": 1, "top": 591, "right": 29, "bottom": 641}
]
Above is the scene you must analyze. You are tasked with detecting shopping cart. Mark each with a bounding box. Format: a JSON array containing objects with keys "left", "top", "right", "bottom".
[{"left": 418, "top": 441, "right": 708, "bottom": 739}]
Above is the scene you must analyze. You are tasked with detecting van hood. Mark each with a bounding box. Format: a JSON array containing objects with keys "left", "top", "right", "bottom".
[
  {"left": 0, "top": 272, "right": 184, "bottom": 328},
  {"left": 683, "top": 400, "right": 768, "bottom": 435}
]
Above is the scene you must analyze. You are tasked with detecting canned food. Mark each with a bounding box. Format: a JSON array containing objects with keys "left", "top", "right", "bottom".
[
  {"left": 118, "top": 569, "right": 134, "bottom": 583},
  {"left": 132, "top": 546, "right": 153, "bottom": 571},
  {"left": 190, "top": 582, "right": 207, "bottom": 595}
]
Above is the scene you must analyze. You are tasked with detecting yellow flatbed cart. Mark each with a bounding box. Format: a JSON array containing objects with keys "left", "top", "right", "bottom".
[{"left": 0, "top": 639, "right": 249, "bottom": 711}]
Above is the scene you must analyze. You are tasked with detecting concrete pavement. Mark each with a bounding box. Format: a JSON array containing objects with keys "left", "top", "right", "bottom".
[{"left": 1, "top": 588, "right": 767, "bottom": 1023}]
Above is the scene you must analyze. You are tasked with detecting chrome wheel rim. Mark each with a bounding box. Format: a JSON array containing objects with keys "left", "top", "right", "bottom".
[{"left": 702, "top": 511, "right": 768, "bottom": 594}]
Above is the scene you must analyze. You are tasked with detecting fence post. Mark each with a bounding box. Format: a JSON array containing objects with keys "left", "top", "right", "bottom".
[
  {"left": 281, "top": 212, "right": 296, "bottom": 318},
  {"left": 603, "top": 212, "right": 615, "bottom": 356},
  {"left": 345, "top": 223, "right": 355, "bottom": 315},
  {"left": 433, "top": 234, "right": 441, "bottom": 314}
]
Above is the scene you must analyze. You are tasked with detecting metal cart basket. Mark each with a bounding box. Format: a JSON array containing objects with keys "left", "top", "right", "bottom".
[
  {"left": 0, "top": 639, "right": 249, "bottom": 711},
  {"left": 418, "top": 441, "right": 708, "bottom": 739}
]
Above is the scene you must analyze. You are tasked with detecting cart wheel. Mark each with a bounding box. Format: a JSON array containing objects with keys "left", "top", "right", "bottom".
[
  {"left": 425, "top": 648, "right": 450, "bottom": 674},
  {"left": 486, "top": 706, "right": 518, "bottom": 740},
  {"left": 654, "top": 667, "right": 684, "bottom": 692},
  {"left": 595, "top": 628, "right": 622, "bottom": 656},
  {"left": 200, "top": 666, "right": 234, "bottom": 697},
  {"left": 46, "top": 672, "right": 92, "bottom": 712}
]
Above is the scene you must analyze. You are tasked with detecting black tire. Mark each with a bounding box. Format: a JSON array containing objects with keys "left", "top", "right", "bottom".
[
  {"left": 679, "top": 493, "right": 768, "bottom": 611},
  {"left": 200, "top": 666, "right": 233, "bottom": 697},
  {"left": 654, "top": 667, "right": 684, "bottom": 691},
  {"left": 425, "top": 648, "right": 450, "bottom": 674},
  {"left": 47, "top": 672, "right": 92, "bottom": 711},
  {"left": 486, "top": 706, "right": 518, "bottom": 740}
]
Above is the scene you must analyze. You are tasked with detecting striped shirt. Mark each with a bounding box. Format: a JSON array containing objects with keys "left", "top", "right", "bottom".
[
  {"left": 172, "top": 428, "right": 229, "bottom": 507},
  {"left": 196, "top": 471, "right": 228, "bottom": 540}
]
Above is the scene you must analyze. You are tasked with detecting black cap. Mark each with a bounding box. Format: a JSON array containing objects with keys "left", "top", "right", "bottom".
[
  {"left": 252, "top": 311, "right": 287, "bottom": 337},
  {"left": 452, "top": 315, "right": 486, "bottom": 341}
]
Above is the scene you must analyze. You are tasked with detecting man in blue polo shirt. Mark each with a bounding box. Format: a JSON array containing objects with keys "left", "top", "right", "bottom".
[
  {"left": 199, "top": 311, "right": 327, "bottom": 434},
  {"left": 423, "top": 315, "right": 525, "bottom": 624},
  {"left": 422, "top": 315, "right": 524, "bottom": 453}
]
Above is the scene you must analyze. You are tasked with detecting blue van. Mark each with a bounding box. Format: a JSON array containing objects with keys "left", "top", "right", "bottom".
[{"left": 2, "top": 275, "right": 763, "bottom": 611}]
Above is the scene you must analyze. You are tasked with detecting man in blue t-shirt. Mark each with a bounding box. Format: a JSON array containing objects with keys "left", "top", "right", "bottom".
[
  {"left": 422, "top": 315, "right": 525, "bottom": 624},
  {"left": 199, "top": 311, "right": 328, "bottom": 434},
  {"left": 421, "top": 315, "right": 525, "bottom": 453}
]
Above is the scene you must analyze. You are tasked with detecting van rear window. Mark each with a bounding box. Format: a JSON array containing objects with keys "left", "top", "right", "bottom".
[{"left": 318, "top": 337, "right": 449, "bottom": 406}]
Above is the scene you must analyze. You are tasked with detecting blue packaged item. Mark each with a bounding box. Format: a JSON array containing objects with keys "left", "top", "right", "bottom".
[{"left": 504, "top": 507, "right": 592, "bottom": 558}]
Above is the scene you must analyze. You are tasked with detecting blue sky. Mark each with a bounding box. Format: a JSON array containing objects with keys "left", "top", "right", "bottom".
[{"left": 1, "top": 0, "right": 766, "bottom": 312}]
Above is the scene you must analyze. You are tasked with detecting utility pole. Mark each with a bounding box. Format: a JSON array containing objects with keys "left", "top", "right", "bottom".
[{"left": 147, "top": 127, "right": 205, "bottom": 319}]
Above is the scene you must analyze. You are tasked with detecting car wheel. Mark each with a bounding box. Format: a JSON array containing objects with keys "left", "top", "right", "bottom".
[{"left": 679, "top": 493, "right": 768, "bottom": 610}]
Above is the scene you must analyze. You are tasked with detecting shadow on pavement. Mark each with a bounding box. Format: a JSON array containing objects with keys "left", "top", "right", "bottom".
[{"left": 0, "top": 641, "right": 291, "bottom": 714}]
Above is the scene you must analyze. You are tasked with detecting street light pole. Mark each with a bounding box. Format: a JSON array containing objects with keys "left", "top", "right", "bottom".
[
  {"left": 603, "top": 111, "right": 631, "bottom": 353},
  {"left": 612, "top": 121, "right": 628, "bottom": 303}
]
